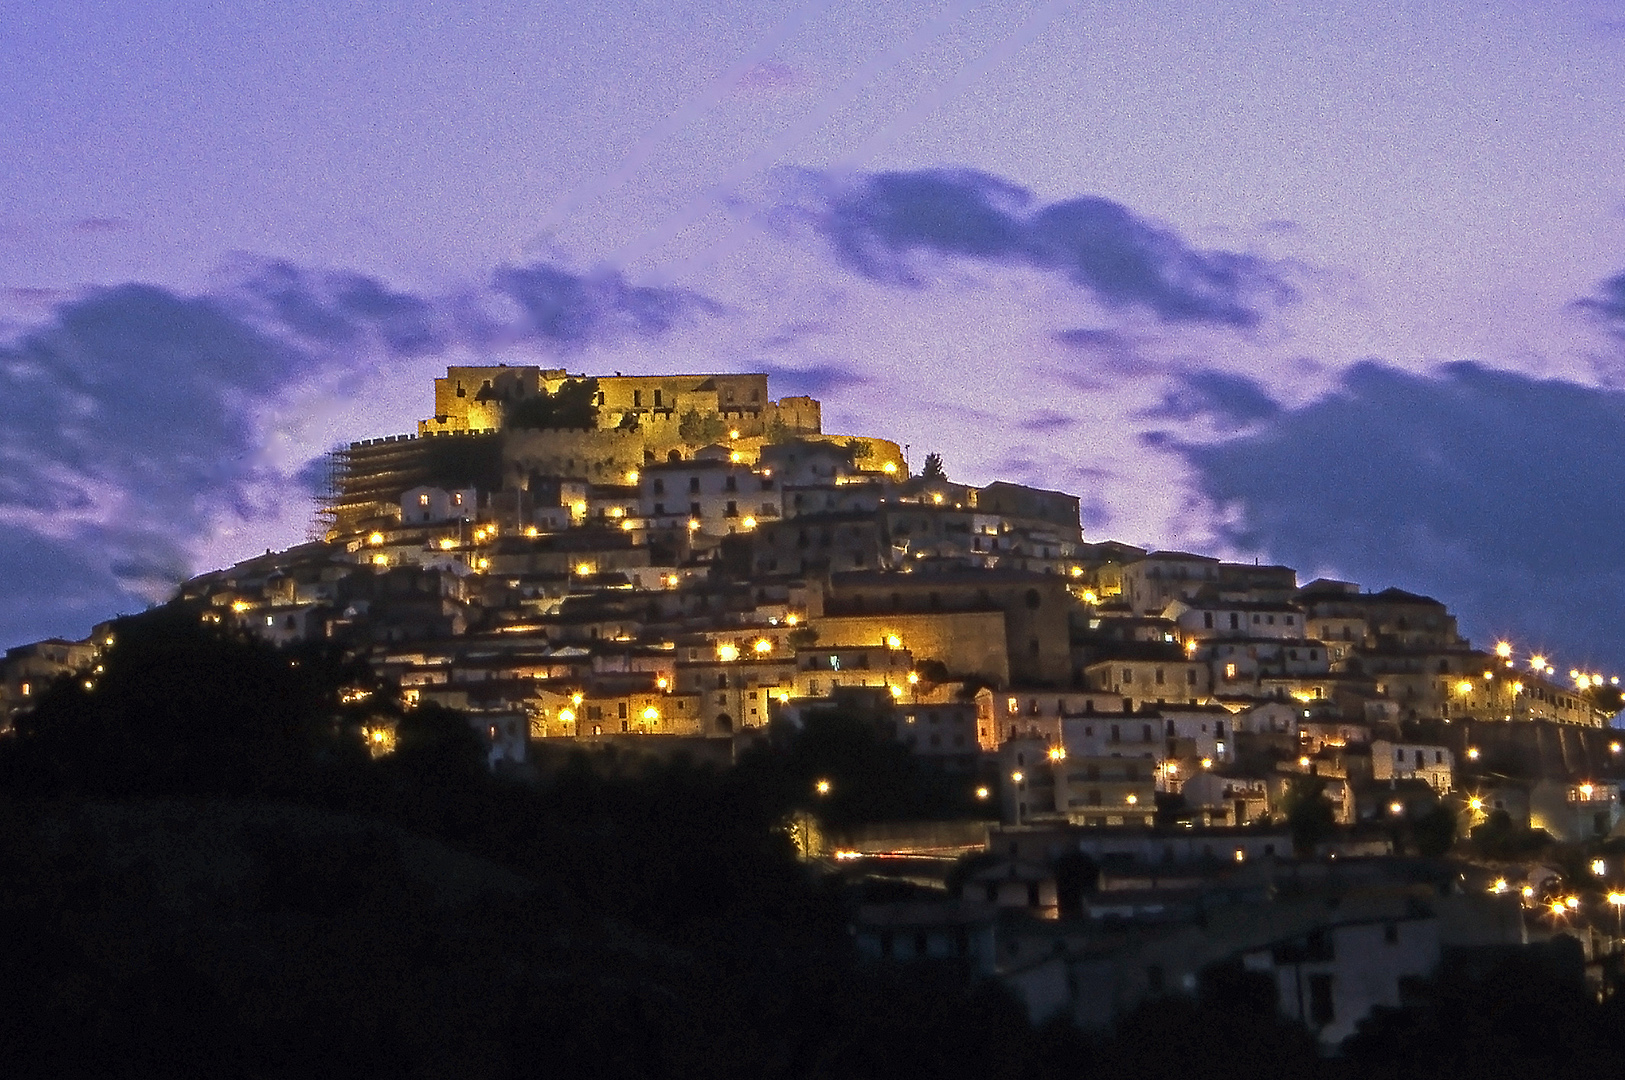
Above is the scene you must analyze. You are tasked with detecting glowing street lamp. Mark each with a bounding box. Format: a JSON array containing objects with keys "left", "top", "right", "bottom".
[
  {"left": 815, "top": 778, "right": 831, "bottom": 796},
  {"left": 1495, "top": 641, "right": 1512, "bottom": 659}
]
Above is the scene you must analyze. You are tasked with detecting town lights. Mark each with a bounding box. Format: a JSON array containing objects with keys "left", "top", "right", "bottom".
[
  {"left": 571, "top": 692, "right": 584, "bottom": 706},
  {"left": 1456, "top": 680, "right": 1474, "bottom": 695},
  {"left": 882, "top": 462, "right": 897, "bottom": 474},
  {"left": 572, "top": 501, "right": 587, "bottom": 516},
  {"left": 687, "top": 519, "right": 700, "bottom": 532},
  {"left": 621, "top": 520, "right": 634, "bottom": 531},
  {"left": 1125, "top": 793, "right": 1138, "bottom": 805},
  {"left": 1200, "top": 758, "right": 1212, "bottom": 769},
  {"left": 1048, "top": 746, "right": 1066, "bottom": 761},
  {"left": 1081, "top": 590, "right": 1098, "bottom": 604},
  {"left": 558, "top": 708, "right": 575, "bottom": 724},
  {"left": 372, "top": 554, "right": 389, "bottom": 567},
  {"left": 1530, "top": 654, "right": 1546, "bottom": 669},
  {"left": 625, "top": 470, "right": 639, "bottom": 484},
  {"left": 1495, "top": 641, "right": 1512, "bottom": 659},
  {"left": 575, "top": 562, "right": 593, "bottom": 576},
  {"left": 1551, "top": 900, "right": 1567, "bottom": 917},
  {"left": 1491, "top": 878, "right": 1507, "bottom": 894},
  {"left": 907, "top": 671, "right": 919, "bottom": 685},
  {"left": 439, "top": 537, "right": 457, "bottom": 550},
  {"left": 815, "top": 779, "right": 831, "bottom": 796},
  {"left": 1468, "top": 797, "right": 1484, "bottom": 812},
  {"left": 975, "top": 786, "right": 990, "bottom": 800},
  {"left": 1298, "top": 756, "right": 1311, "bottom": 767},
  {"left": 1592, "top": 859, "right": 1607, "bottom": 876},
  {"left": 1011, "top": 771, "right": 1024, "bottom": 784},
  {"left": 1467, "top": 747, "right": 1480, "bottom": 760},
  {"left": 642, "top": 706, "right": 660, "bottom": 722},
  {"left": 717, "top": 643, "right": 740, "bottom": 662},
  {"left": 742, "top": 516, "right": 757, "bottom": 529},
  {"left": 728, "top": 429, "right": 740, "bottom": 440},
  {"left": 367, "top": 532, "right": 384, "bottom": 546},
  {"left": 1389, "top": 801, "right": 1405, "bottom": 816},
  {"left": 785, "top": 613, "right": 799, "bottom": 626},
  {"left": 885, "top": 634, "right": 902, "bottom": 649},
  {"left": 889, "top": 685, "right": 903, "bottom": 699},
  {"left": 656, "top": 676, "right": 669, "bottom": 690}
]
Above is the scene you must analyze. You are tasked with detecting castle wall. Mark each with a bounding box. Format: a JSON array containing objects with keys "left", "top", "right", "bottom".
[{"left": 503, "top": 428, "right": 646, "bottom": 486}]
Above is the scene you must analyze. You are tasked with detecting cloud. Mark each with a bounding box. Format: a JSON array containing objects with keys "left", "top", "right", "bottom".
[
  {"left": 1576, "top": 269, "right": 1625, "bottom": 335},
  {"left": 794, "top": 168, "right": 1295, "bottom": 328},
  {"left": 1140, "top": 370, "right": 1282, "bottom": 427},
  {"left": 234, "top": 259, "right": 447, "bottom": 356},
  {"left": 1171, "top": 360, "right": 1625, "bottom": 666},
  {"left": 71, "top": 217, "right": 132, "bottom": 235},
  {"left": 488, "top": 263, "right": 719, "bottom": 349},
  {"left": 0, "top": 284, "right": 322, "bottom": 642},
  {"left": 1, "top": 257, "right": 725, "bottom": 647}
]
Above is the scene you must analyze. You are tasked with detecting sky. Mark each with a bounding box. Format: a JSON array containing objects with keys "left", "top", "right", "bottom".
[{"left": 3, "top": 0, "right": 1625, "bottom": 676}]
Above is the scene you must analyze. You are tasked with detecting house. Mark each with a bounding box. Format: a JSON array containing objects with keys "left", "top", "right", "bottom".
[{"left": 1370, "top": 739, "right": 1454, "bottom": 793}]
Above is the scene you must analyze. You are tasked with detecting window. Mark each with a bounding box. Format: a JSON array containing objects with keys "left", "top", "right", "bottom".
[
  {"left": 689, "top": 477, "right": 701, "bottom": 493},
  {"left": 653, "top": 478, "right": 665, "bottom": 495},
  {"left": 419, "top": 493, "right": 430, "bottom": 506},
  {"left": 653, "top": 389, "right": 663, "bottom": 407}
]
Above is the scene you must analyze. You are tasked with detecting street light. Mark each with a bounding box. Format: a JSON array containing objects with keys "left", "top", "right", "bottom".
[{"left": 815, "top": 779, "right": 831, "bottom": 796}]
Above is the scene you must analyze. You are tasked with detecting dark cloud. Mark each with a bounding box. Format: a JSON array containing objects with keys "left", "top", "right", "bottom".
[
  {"left": 1, "top": 258, "right": 723, "bottom": 647},
  {"left": 490, "top": 263, "right": 718, "bottom": 348},
  {"left": 71, "top": 217, "right": 131, "bottom": 234},
  {"left": 805, "top": 169, "right": 1295, "bottom": 328},
  {"left": 751, "top": 360, "right": 868, "bottom": 397},
  {"left": 1172, "top": 360, "right": 1625, "bottom": 666},
  {"left": 0, "top": 285, "right": 315, "bottom": 639},
  {"left": 1576, "top": 270, "right": 1625, "bottom": 334},
  {"left": 0, "top": 530, "right": 168, "bottom": 649},
  {"left": 1140, "top": 370, "right": 1282, "bottom": 427},
  {"left": 1016, "top": 411, "right": 1076, "bottom": 433},
  {"left": 236, "top": 260, "right": 446, "bottom": 355}
]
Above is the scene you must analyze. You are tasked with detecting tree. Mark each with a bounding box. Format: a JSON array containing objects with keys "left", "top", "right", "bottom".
[
  {"left": 505, "top": 378, "right": 600, "bottom": 430},
  {"left": 763, "top": 415, "right": 792, "bottom": 444},
  {"left": 1280, "top": 776, "right": 1337, "bottom": 856},
  {"left": 1412, "top": 800, "right": 1457, "bottom": 857},
  {"left": 844, "top": 437, "right": 872, "bottom": 461},
  {"left": 921, "top": 452, "right": 946, "bottom": 480},
  {"left": 677, "top": 408, "right": 727, "bottom": 445}
]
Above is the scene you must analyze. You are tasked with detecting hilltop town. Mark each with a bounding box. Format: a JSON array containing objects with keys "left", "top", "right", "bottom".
[{"left": 5, "top": 366, "right": 1625, "bottom": 1052}]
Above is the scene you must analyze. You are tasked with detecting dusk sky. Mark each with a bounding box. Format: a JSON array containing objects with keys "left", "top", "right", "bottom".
[{"left": 4, "top": 1, "right": 1625, "bottom": 675}]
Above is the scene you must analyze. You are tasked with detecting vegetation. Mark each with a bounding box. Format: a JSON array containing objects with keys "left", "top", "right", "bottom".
[
  {"left": 504, "top": 377, "right": 600, "bottom": 429},
  {"left": 921, "top": 451, "right": 946, "bottom": 480},
  {"left": 1279, "top": 775, "right": 1336, "bottom": 855},
  {"left": 678, "top": 407, "right": 727, "bottom": 445}
]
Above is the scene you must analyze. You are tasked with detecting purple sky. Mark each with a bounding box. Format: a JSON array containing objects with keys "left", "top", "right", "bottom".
[{"left": 4, "top": 0, "right": 1625, "bottom": 674}]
